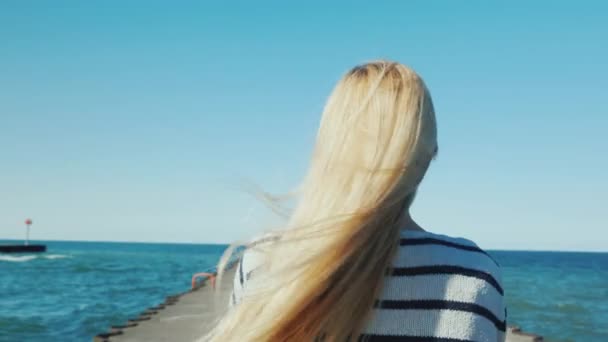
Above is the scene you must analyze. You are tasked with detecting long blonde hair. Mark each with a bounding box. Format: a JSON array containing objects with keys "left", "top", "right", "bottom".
[{"left": 206, "top": 61, "right": 438, "bottom": 341}]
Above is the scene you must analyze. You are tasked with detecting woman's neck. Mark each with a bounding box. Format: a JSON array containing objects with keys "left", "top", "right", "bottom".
[{"left": 400, "top": 212, "right": 426, "bottom": 232}]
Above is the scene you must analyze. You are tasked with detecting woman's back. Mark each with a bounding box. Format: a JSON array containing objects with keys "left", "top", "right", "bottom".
[
  {"left": 233, "top": 230, "right": 506, "bottom": 341},
  {"left": 205, "top": 61, "right": 506, "bottom": 341}
]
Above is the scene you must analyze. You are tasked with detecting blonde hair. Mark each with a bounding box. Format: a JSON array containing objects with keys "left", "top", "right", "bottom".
[{"left": 206, "top": 60, "right": 437, "bottom": 341}]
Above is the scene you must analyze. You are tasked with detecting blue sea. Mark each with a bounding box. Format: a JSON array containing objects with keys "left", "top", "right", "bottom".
[{"left": 1, "top": 241, "right": 607, "bottom": 342}]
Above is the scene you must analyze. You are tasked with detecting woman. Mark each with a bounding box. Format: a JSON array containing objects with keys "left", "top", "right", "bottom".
[{"left": 206, "top": 61, "right": 506, "bottom": 341}]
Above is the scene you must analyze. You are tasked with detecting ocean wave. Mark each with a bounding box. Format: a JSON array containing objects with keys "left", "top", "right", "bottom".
[
  {"left": 44, "top": 254, "right": 70, "bottom": 259},
  {"left": 0, "top": 255, "right": 37, "bottom": 262},
  {"left": 0, "top": 254, "right": 71, "bottom": 262}
]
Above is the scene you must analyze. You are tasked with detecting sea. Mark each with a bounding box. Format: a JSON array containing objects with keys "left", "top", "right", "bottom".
[{"left": 1, "top": 241, "right": 607, "bottom": 342}]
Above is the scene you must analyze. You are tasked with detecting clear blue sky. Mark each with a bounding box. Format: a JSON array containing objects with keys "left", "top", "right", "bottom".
[{"left": 1, "top": 1, "right": 606, "bottom": 251}]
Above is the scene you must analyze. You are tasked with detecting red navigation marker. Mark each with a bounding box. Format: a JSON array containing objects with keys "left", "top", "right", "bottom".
[{"left": 24, "top": 218, "right": 33, "bottom": 245}]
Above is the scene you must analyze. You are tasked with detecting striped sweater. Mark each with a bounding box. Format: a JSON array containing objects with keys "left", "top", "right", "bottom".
[{"left": 231, "top": 230, "right": 506, "bottom": 342}]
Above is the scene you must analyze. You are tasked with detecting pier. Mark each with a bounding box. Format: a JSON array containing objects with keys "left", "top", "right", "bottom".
[
  {"left": 94, "top": 265, "right": 543, "bottom": 342},
  {"left": 94, "top": 267, "right": 236, "bottom": 342},
  {"left": 0, "top": 219, "right": 47, "bottom": 253},
  {"left": 0, "top": 244, "right": 46, "bottom": 253}
]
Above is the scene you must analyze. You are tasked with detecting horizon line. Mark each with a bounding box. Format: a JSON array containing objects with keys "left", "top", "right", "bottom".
[{"left": 1, "top": 238, "right": 606, "bottom": 254}]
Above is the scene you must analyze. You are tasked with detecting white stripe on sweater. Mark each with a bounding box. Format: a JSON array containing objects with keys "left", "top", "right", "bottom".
[
  {"left": 364, "top": 308, "right": 501, "bottom": 341},
  {"left": 380, "top": 274, "right": 505, "bottom": 321}
]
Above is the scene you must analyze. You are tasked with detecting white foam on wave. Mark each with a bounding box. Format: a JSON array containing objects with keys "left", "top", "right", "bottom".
[
  {"left": 0, "top": 255, "right": 38, "bottom": 262},
  {"left": 44, "top": 254, "right": 70, "bottom": 259},
  {"left": 0, "top": 254, "right": 71, "bottom": 262}
]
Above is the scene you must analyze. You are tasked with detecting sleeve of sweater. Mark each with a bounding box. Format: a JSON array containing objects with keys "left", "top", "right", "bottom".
[
  {"left": 229, "top": 246, "right": 264, "bottom": 307},
  {"left": 496, "top": 266, "right": 507, "bottom": 342},
  {"left": 499, "top": 304, "right": 507, "bottom": 342}
]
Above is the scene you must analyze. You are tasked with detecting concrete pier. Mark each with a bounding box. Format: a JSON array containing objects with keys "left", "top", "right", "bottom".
[
  {"left": 95, "top": 266, "right": 543, "bottom": 342},
  {"left": 94, "top": 267, "right": 236, "bottom": 342},
  {"left": 0, "top": 244, "right": 46, "bottom": 253}
]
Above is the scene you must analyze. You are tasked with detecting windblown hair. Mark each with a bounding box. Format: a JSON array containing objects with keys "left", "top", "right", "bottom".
[{"left": 205, "top": 60, "right": 438, "bottom": 341}]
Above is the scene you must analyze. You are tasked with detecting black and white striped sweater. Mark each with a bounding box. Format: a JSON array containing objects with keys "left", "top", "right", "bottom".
[{"left": 231, "top": 230, "right": 506, "bottom": 342}]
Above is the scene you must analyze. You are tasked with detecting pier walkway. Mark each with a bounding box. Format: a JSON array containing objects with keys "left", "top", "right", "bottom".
[{"left": 95, "top": 266, "right": 542, "bottom": 342}]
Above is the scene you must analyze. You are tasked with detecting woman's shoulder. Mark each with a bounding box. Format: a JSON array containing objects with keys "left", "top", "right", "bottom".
[
  {"left": 401, "top": 229, "right": 483, "bottom": 248},
  {"left": 239, "top": 233, "right": 276, "bottom": 276},
  {"left": 395, "top": 229, "right": 506, "bottom": 307},
  {"left": 399, "top": 229, "right": 503, "bottom": 278},
  {"left": 381, "top": 230, "right": 507, "bottom": 341}
]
